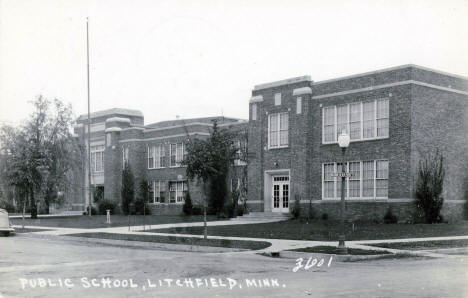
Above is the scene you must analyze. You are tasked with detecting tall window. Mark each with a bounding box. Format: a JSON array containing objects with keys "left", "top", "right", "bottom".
[
  {"left": 322, "top": 160, "right": 388, "bottom": 199},
  {"left": 362, "top": 101, "right": 375, "bottom": 139},
  {"left": 251, "top": 104, "right": 257, "bottom": 120},
  {"left": 91, "top": 145, "right": 104, "bottom": 173},
  {"left": 377, "top": 99, "right": 389, "bottom": 137},
  {"left": 148, "top": 146, "right": 155, "bottom": 169},
  {"left": 169, "top": 181, "right": 187, "bottom": 203},
  {"left": 170, "top": 143, "right": 185, "bottom": 167},
  {"left": 152, "top": 181, "right": 166, "bottom": 203},
  {"left": 122, "top": 147, "right": 129, "bottom": 169},
  {"left": 323, "top": 107, "right": 335, "bottom": 143},
  {"left": 322, "top": 98, "right": 389, "bottom": 143},
  {"left": 376, "top": 160, "right": 389, "bottom": 197},
  {"left": 349, "top": 102, "right": 361, "bottom": 140},
  {"left": 323, "top": 163, "right": 335, "bottom": 198},
  {"left": 362, "top": 161, "right": 375, "bottom": 197},
  {"left": 234, "top": 140, "right": 247, "bottom": 166},
  {"left": 274, "top": 93, "right": 281, "bottom": 106},
  {"left": 268, "top": 113, "right": 289, "bottom": 148},
  {"left": 336, "top": 105, "right": 348, "bottom": 139},
  {"left": 296, "top": 97, "right": 302, "bottom": 114}
]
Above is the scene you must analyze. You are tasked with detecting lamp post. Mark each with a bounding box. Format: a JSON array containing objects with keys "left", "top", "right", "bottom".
[{"left": 337, "top": 130, "right": 350, "bottom": 254}]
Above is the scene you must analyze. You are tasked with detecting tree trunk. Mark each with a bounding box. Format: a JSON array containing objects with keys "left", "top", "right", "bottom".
[{"left": 30, "top": 186, "right": 37, "bottom": 219}]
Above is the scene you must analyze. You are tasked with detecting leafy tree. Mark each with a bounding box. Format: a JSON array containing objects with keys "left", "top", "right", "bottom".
[
  {"left": 121, "top": 162, "right": 135, "bottom": 215},
  {"left": 182, "top": 120, "right": 237, "bottom": 238},
  {"left": 183, "top": 192, "right": 193, "bottom": 215},
  {"left": 415, "top": 150, "right": 445, "bottom": 223},
  {"left": 0, "top": 96, "right": 77, "bottom": 218}
]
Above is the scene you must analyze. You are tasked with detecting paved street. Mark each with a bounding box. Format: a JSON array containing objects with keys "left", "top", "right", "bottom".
[{"left": 1, "top": 235, "right": 467, "bottom": 298}]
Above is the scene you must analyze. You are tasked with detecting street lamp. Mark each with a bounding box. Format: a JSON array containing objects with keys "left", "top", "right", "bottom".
[{"left": 337, "top": 129, "right": 350, "bottom": 254}]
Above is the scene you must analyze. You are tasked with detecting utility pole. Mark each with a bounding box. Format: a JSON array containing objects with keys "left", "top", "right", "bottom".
[{"left": 86, "top": 17, "right": 92, "bottom": 217}]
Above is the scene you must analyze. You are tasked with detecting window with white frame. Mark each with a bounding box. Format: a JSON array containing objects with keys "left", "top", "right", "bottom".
[
  {"left": 336, "top": 105, "right": 348, "bottom": 139},
  {"left": 377, "top": 99, "right": 389, "bottom": 137},
  {"left": 296, "top": 97, "right": 302, "bottom": 114},
  {"left": 322, "top": 159, "right": 388, "bottom": 199},
  {"left": 231, "top": 178, "right": 241, "bottom": 192},
  {"left": 322, "top": 98, "right": 389, "bottom": 143},
  {"left": 148, "top": 146, "right": 155, "bottom": 169},
  {"left": 170, "top": 143, "right": 185, "bottom": 167},
  {"left": 122, "top": 146, "right": 129, "bottom": 169},
  {"left": 268, "top": 112, "right": 289, "bottom": 148},
  {"left": 91, "top": 145, "right": 104, "bottom": 173},
  {"left": 274, "top": 93, "right": 281, "bottom": 106},
  {"left": 376, "top": 160, "right": 389, "bottom": 197},
  {"left": 323, "top": 107, "right": 335, "bottom": 143},
  {"left": 152, "top": 180, "right": 166, "bottom": 203},
  {"left": 234, "top": 140, "right": 247, "bottom": 166},
  {"left": 323, "top": 163, "right": 335, "bottom": 198},
  {"left": 251, "top": 104, "right": 257, "bottom": 120},
  {"left": 169, "top": 181, "right": 187, "bottom": 203}
]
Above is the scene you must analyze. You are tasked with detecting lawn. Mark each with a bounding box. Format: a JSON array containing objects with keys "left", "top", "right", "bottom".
[
  {"left": 66, "top": 232, "right": 271, "bottom": 250},
  {"left": 10, "top": 215, "right": 218, "bottom": 229},
  {"left": 148, "top": 219, "right": 468, "bottom": 241},
  {"left": 366, "top": 239, "right": 468, "bottom": 250},
  {"left": 289, "top": 246, "right": 391, "bottom": 255}
]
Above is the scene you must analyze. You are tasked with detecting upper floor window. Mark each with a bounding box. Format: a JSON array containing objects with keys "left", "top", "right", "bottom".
[
  {"left": 251, "top": 104, "right": 257, "bottom": 120},
  {"left": 148, "top": 144, "right": 166, "bottom": 169},
  {"left": 274, "top": 93, "right": 281, "bottom": 106},
  {"left": 170, "top": 143, "right": 185, "bottom": 167},
  {"left": 234, "top": 140, "right": 247, "bottom": 166},
  {"left": 296, "top": 97, "right": 302, "bottom": 114},
  {"left": 122, "top": 147, "right": 129, "bottom": 169},
  {"left": 91, "top": 145, "right": 104, "bottom": 173},
  {"left": 268, "top": 112, "right": 289, "bottom": 148},
  {"left": 322, "top": 98, "right": 389, "bottom": 144}
]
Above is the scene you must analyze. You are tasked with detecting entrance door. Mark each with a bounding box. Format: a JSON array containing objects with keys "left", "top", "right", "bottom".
[{"left": 272, "top": 176, "right": 289, "bottom": 213}]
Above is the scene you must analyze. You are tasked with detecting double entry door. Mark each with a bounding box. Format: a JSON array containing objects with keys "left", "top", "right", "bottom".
[{"left": 272, "top": 175, "right": 289, "bottom": 213}]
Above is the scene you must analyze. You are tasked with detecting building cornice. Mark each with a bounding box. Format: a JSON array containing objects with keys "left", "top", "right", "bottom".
[
  {"left": 105, "top": 117, "right": 131, "bottom": 123},
  {"left": 119, "top": 132, "right": 210, "bottom": 143},
  {"left": 253, "top": 75, "right": 311, "bottom": 91},
  {"left": 292, "top": 87, "right": 312, "bottom": 96},
  {"left": 312, "top": 80, "right": 468, "bottom": 100}
]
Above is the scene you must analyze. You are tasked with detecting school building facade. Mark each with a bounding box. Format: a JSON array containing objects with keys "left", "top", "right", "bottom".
[{"left": 75, "top": 64, "right": 468, "bottom": 221}]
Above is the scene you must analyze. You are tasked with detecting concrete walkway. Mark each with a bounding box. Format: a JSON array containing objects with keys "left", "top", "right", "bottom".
[{"left": 11, "top": 220, "right": 468, "bottom": 258}]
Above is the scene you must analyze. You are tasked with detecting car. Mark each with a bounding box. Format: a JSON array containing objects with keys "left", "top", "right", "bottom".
[{"left": 0, "top": 208, "right": 15, "bottom": 236}]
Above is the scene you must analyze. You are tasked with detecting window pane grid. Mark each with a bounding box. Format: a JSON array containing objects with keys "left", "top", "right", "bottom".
[
  {"left": 323, "top": 99, "right": 388, "bottom": 143},
  {"left": 269, "top": 113, "right": 288, "bottom": 148},
  {"left": 322, "top": 160, "right": 388, "bottom": 199}
]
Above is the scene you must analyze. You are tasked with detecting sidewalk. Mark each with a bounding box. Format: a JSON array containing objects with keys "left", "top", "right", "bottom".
[{"left": 12, "top": 220, "right": 468, "bottom": 258}]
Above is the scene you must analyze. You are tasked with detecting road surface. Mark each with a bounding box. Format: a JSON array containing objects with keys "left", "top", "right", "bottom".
[{"left": 0, "top": 235, "right": 467, "bottom": 297}]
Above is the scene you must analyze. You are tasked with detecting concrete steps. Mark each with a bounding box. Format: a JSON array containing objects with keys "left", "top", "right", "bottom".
[{"left": 230, "top": 212, "right": 291, "bottom": 222}]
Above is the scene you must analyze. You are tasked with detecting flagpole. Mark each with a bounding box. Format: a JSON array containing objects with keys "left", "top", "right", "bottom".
[{"left": 86, "top": 17, "right": 93, "bottom": 217}]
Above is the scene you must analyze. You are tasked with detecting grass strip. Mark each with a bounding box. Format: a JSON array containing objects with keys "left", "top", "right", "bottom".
[
  {"left": 65, "top": 232, "right": 271, "bottom": 250},
  {"left": 288, "top": 245, "right": 391, "bottom": 255}
]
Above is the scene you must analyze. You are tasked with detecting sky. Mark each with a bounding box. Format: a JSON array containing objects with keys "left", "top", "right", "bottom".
[{"left": 1, "top": 0, "right": 468, "bottom": 127}]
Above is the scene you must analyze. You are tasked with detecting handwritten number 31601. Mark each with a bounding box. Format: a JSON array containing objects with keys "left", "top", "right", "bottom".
[{"left": 292, "top": 256, "right": 333, "bottom": 272}]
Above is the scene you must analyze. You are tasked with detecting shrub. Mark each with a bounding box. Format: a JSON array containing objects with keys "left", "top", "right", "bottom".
[
  {"left": 383, "top": 207, "right": 398, "bottom": 224},
  {"left": 0, "top": 200, "right": 16, "bottom": 213},
  {"left": 183, "top": 192, "right": 193, "bottom": 216},
  {"left": 291, "top": 195, "right": 301, "bottom": 219},
  {"left": 414, "top": 150, "right": 445, "bottom": 223},
  {"left": 84, "top": 205, "right": 98, "bottom": 215},
  {"left": 235, "top": 204, "right": 245, "bottom": 217},
  {"left": 98, "top": 199, "right": 117, "bottom": 215},
  {"left": 132, "top": 198, "right": 150, "bottom": 215},
  {"left": 464, "top": 200, "right": 468, "bottom": 220},
  {"left": 222, "top": 201, "right": 235, "bottom": 218},
  {"left": 192, "top": 205, "right": 203, "bottom": 216},
  {"left": 321, "top": 213, "right": 329, "bottom": 221}
]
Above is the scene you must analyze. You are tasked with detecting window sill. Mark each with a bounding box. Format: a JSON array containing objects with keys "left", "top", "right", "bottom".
[
  {"left": 268, "top": 145, "right": 289, "bottom": 150},
  {"left": 322, "top": 136, "right": 389, "bottom": 145},
  {"left": 321, "top": 197, "right": 388, "bottom": 201}
]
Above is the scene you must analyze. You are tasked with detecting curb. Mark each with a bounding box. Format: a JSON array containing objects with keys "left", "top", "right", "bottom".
[
  {"left": 263, "top": 250, "right": 415, "bottom": 262},
  {"left": 18, "top": 233, "right": 249, "bottom": 253}
]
